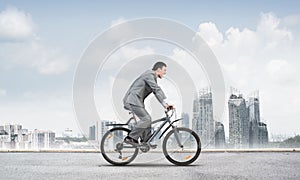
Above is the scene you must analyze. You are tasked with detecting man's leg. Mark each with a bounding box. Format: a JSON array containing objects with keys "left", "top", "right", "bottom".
[
  {"left": 141, "top": 127, "right": 151, "bottom": 142},
  {"left": 128, "top": 105, "right": 151, "bottom": 141}
]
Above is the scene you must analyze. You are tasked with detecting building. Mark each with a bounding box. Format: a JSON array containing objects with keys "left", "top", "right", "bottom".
[
  {"left": 215, "top": 122, "right": 226, "bottom": 148},
  {"left": 17, "top": 129, "right": 30, "bottom": 149},
  {"left": 248, "top": 92, "right": 260, "bottom": 148},
  {"left": 228, "top": 88, "right": 269, "bottom": 148},
  {"left": 89, "top": 125, "right": 96, "bottom": 140},
  {"left": 228, "top": 93, "right": 249, "bottom": 148},
  {"left": 30, "top": 130, "right": 55, "bottom": 149},
  {"left": 99, "top": 120, "right": 124, "bottom": 149},
  {"left": 247, "top": 91, "right": 269, "bottom": 147},
  {"left": 0, "top": 125, "right": 10, "bottom": 149},
  {"left": 62, "top": 128, "right": 74, "bottom": 137},
  {"left": 192, "top": 88, "right": 215, "bottom": 148},
  {"left": 5, "top": 124, "right": 21, "bottom": 142},
  {"left": 258, "top": 122, "right": 268, "bottom": 146},
  {"left": 0, "top": 124, "right": 60, "bottom": 150},
  {"left": 181, "top": 113, "right": 189, "bottom": 128},
  {"left": 100, "top": 120, "right": 116, "bottom": 139},
  {"left": 0, "top": 124, "right": 30, "bottom": 149}
]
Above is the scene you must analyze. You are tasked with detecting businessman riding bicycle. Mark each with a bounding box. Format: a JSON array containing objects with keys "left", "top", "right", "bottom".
[{"left": 123, "top": 61, "right": 172, "bottom": 146}]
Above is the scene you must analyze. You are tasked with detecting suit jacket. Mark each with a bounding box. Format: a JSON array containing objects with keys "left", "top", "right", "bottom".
[{"left": 123, "top": 70, "right": 167, "bottom": 110}]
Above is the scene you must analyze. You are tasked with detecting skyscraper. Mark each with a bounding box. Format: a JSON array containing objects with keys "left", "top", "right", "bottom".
[
  {"left": 258, "top": 122, "right": 269, "bottom": 146},
  {"left": 0, "top": 124, "right": 30, "bottom": 149},
  {"left": 228, "top": 93, "right": 249, "bottom": 148},
  {"left": 30, "top": 130, "right": 55, "bottom": 149},
  {"left": 101, "top": 120, "right": 116, "bottom": 139},
  {"left": 192, "top": 88, "right": 215, "bottom": 147},
  {"left": 215, "top": 121, "right": 226, "bottom": 148},
  {"left": 248, "top": 92, "right": 260, "bottom": 147},
  {"left": 89, "top": 125, "right": 96, "bottom": 140},
  {"left": 181, "top": 113, "right": 189, "bottom": 128}
]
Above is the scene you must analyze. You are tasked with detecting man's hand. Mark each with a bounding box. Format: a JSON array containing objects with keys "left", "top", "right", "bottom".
[{"left": 165, "top": 104, "right": 174, "bottom": 111}]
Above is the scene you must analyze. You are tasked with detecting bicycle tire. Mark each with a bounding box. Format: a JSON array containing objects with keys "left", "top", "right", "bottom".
[
  {"left": 100, "top": 127, "right": 139, "bottom": 165},
  {"left": 162, "top": 127, "right": 201, "bottom": 165}
]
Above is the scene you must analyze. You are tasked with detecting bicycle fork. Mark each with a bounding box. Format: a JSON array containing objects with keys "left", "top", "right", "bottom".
[{"left": 172, "top": 126, "right": 183, "bottom": 148}]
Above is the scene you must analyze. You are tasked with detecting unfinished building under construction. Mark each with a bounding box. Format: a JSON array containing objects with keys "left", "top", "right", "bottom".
[
  {"left": 228, "top": 89, "right": 249, "bottom": 148},
  {"left": 192, "top": 88, "right": 226, "bottom": 148},
  {"left": 228, "top": 88, "right": 268, "bottom": 148}
]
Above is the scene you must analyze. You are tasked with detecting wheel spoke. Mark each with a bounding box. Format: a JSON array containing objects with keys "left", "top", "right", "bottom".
[
  {"left": 163, "top": 127, "right": 201, "bottom": 165},
  {"left": 100, "top": 127, "right": 139, "bottom": 165}
]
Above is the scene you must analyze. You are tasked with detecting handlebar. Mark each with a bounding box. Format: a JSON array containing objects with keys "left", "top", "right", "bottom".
[
  {"left": 167, "top": 105, "right": 174, "bottom": 111},
  {"left": 165, "top": 107, "right": 176, "bottom": 118}
]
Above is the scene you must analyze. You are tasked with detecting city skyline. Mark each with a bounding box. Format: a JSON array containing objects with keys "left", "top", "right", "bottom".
[
  {"left": 0, "top": 86, "right": 293, "bottom": 141},
  {"left": 0, "top": 1, "right": 300, "bottom": 137}
]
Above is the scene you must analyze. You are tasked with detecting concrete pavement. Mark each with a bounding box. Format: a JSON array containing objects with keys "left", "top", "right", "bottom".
[{"left": 0, "top": 152, "right": 300, "bottom": 179}]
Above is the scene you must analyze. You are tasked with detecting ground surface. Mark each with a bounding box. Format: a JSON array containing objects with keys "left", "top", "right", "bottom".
[{"left": 1, "top": 152, "right": 300, "bottom": 179}]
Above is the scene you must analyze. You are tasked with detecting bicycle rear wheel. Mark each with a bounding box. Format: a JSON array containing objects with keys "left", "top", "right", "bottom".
[
  {"left": 162, "top": 127, "right": 201, "bottom": 165},
  {"left": 100, "top": 127, "right": 138, "bottom": 165}
]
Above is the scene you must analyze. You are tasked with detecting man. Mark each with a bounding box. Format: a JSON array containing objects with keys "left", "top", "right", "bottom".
[{"left": 123, "top": 61, "right": 172, "bottom": 146}]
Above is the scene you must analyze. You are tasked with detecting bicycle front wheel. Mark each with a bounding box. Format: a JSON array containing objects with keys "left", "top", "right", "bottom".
[
  {"left": 162, "top": 127, "right": 201, "bottom": 165},
  {"left": 100, "top": 127, "right": 138, "bottom": 165}
]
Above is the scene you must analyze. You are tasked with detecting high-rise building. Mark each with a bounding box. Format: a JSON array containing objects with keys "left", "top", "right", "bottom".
[
  {"left": 0, "top": 126, "right": 6, "bottom": 135},
  {"left": 215, "top": 122, "right": 226, "bottom": 148},
  {"left": 17, "top": 129, "right": 29, "bottom": 149},
  {"left": 192, "top": 88, "right": 215, "bottom": 148},
  {"left": 30, "top": 130, "right": 55, "bottom": 149},
  {"left": 181, "top": 113, "right": 189, "bottom": 128},
  {"left": 0, "top": 124, "right": 31, "bottom": 149},
  {"left": 248, "top": 91, "right": 260, "bottom": 148},
  {"left": 258, "top": 122, "right": 268, "bottom": 146},
  {"left": 0, "top": 125, "right": 9, "bottom": 148},
  {"left": 4, "top": 124, "right": 21, "bottom": 142},
  {"left": 101, "top": 120, "right": 116, "bottom": 139},
  {"left": 100, "top": 120, "right": 122, "bottom": 149},
  {"left": 228, "top": 93, "right": 249, "bottom": 148},
  {"left": 89, "top": 125, "right": 96, "bottom": 140}
]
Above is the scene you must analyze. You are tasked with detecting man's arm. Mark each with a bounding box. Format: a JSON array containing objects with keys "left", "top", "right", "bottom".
[{"left": 144, "top": 74, "right": 167, "bottom": 107}]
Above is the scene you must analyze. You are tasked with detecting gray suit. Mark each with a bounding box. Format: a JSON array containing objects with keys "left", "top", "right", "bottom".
[{"left": 123, "top": 70, "right": 167, "bottom": 141}]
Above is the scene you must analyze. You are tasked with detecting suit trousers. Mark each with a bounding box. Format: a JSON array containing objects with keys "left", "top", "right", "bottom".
[{"left": 128, "top": 104, "right": 152, "bottom": 141}]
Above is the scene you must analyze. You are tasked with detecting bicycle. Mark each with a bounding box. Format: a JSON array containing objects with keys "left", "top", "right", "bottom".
[{"left": 100, "top": 108, "right": 201, "bottom": 166}]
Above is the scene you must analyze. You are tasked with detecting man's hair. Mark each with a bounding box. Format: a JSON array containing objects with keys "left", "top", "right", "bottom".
[{"left": 152, "top": 61, "right": 167, "bottom": 70}]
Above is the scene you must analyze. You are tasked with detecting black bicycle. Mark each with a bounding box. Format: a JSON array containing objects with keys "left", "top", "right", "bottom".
[{"left": 100, "top": 108, "right": 201, "bottom": 165}]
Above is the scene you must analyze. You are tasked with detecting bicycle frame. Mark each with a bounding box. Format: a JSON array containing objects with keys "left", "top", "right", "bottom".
[
  {"left": 106, "top": 109, "right": 183, "bottom": 147},
  {"left": 146, "top": 109, "right": 183, "bottom": 145}
]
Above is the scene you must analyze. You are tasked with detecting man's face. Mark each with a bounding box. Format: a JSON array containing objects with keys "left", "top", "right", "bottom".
[{"left": 157, "top": 66, "right": 167, "bottom": 79}]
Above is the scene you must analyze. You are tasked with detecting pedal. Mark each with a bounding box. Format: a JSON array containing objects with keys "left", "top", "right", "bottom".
[{"left": 150, "top": 144, "right": 157, "bottom": 149}]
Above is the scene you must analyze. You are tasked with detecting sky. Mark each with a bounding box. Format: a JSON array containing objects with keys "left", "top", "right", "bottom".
[{"left": 0, "top": 1, "right": 299, "bottom": 139}]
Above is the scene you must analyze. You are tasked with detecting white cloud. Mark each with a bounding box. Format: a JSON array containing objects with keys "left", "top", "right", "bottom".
[
  {"left": 283, "top": 14, "right": 300, "bottom": 27},
  {"left": 225, "top": 27, "right": 259, "bottom": 51},
  {"left": 26, "top": 42, "right": 70, "bottom": 75},
  {"left": 197, "top": 12, "right": 296, "bottom": 86},
  {"left": 0, "top": 41, "right": 70, "bottom": 75},
  {"left": 197, "top": 22, "right": 223, "bottom": 47},
  {"left": 0, "top": 88, "right": 7, "bottom": 96},
  {"left": 0, "top": 7, "right": 71, "bottom": 75},
  {"left": 0, "top": 6, "right": 71, "bottom": 75},
  {"left": 266, "top": 59, "right": 297, "bottom": 84},
  {"left": 257, "top": 12, "right": 292, "bottom": 49},
  {"left": 196, "top": 12, "right": 300, "bottom": 135},
  {"left": 0, "top": 7, "right": 36, "bottom": 41}
]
